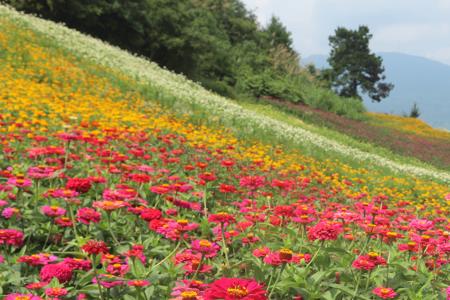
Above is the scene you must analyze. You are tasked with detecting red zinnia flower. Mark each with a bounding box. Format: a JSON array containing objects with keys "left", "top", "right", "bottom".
[
  {"left": 307, "top": 221, "right": 343, "bottom": 241},
  {"left": 66, "top": 178, "right": 92, "bottom": 193},
  {"left": 45, "top": 287, "right": 68, "bottom": 297},
  {"left": 208, "top": 212, "right": 236, "bottom": 224},
  {"left": 128, "top": 279, "right": 151, "bottom": 287},
  {"left": 77, "top": 207, "right": 101, "bottom": 224},
  {"left": 82, "top": 240, "right": 109, "bottom": 255},
  {"left": 40, "top": 262, "right": 73, "bottom": 283},
  {"left": 204, "top": 278, "right": 267, "bottom": 300}
]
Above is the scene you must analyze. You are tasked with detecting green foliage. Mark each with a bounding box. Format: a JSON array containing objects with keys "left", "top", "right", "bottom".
[{"left": 327, "top": 25, "right": 394, "bottom": 102}]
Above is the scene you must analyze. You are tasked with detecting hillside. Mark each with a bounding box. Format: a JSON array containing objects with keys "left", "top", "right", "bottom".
[
  {"left": 254, "top": 96, "right": 450, "bottom": 170},
  {"left": 305, "top": 52, "right": 450, "bottom": 130},
  {"left": 0, "top": 5, "right": 449, "bottom": 300}
]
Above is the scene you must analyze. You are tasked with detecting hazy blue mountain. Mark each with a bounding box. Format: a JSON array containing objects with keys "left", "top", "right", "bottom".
[{"left": 303, "top": 52, "right": 450, "bottom": 130}]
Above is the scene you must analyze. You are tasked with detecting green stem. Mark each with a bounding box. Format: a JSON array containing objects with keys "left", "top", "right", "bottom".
[
  {"left": 145, "top": 239, "right": 182, "bottom": 277},
  {"left": 365, "top": 270, "right": 372, "bottom": 290},
  {"left": 107, "top": 212, "right": 119, "bottom": 245},
  {"left": 221, "top": 224, "right": 230, "bottom": 269},
  {"left": 305, "top": 241, "right": 323, "bottom": 269},
  {"left": 203, "top": 186, "right": 208, "bottom": 217},
  {"left": 360, "top": 235, "right": 371, "bottom": 255},
  {"left": 385, "top": 252, "right": 391, "bottom": 286},
  {"left": 91, "top": 255, "right": 106, "bottom": 300},
  {"left": 351, "top": 273, "right": 362, "bottom": 300},
  {"left": 192, "top": 254, "right": 205, "bottom": 280},
  {"left": 42, "top": 221, "right": 54, "bottom": 250},
  {"left": 268, "top": 264, "right": 286, "bottom": 298},
  {"left": 34, "top": 180, "right": 40, "bottom": 206},
  {"left": 68, "top": 205, "right": 80, "bottom": 243}
]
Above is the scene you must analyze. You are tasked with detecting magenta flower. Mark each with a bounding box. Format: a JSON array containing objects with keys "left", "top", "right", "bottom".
[
  {"left": 191, "top": 239, "right": 220, "bottom": 258},
  {"left": 41, "top": 205, "right": 66, "bottom": 217},
  {"left": 7, "top": 176, "right": 32, "bottom": 188}
]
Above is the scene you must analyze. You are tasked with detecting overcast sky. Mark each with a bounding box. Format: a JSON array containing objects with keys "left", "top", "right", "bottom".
[{"left": 242, "top": 0, "right": 450, "bottom": 65}]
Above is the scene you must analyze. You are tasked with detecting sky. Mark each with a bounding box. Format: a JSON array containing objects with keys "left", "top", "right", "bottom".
[{"left": 242, "top": 0, "right": 450, "bottom": 65}]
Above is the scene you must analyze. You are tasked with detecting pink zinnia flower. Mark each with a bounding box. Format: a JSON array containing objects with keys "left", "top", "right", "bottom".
[
  {"left": 410, "top": 219, "right": 434, "bottom": 231},
  {"left": 191, "top": 239, "right": 220, "bottom": 258},
  {"left": 7, "top": 176, "right": 32, "bottom": 188},
  {"left": 50, "top": 188, "right": 79, "bottom": 199},
  {"left": 25, "top": 282, "right": 48, "bottom": 290},
  {"left": 41, "top": 205, "right": 66, "bottom": 218},
  {"left": 92, "top": 274, "right": 124, "bottom": 288},
  {"left": 18, "top": 253, "right": 58, "bottom": 266},
  {"left": 204, "top": 278, "right": 267, "bottom": 300},
  {"left": 0, "top": 228, "right": 24, "bottom": 247},
  {"left": 93, "top": 200, "right": 126, "bottom": 211},
  {"left": 4, "top": 293, "right": 42, "bottom": 300},
  {"left": 372, "top": 287, "right": 397, "bottom": 299},
  {"left": 2, "top": 207, "right": 20, "bottom": 219},
  {"left": 171, "top": 279, "right": 208, "bottom": 298},
  {"left": 27, "top": 166, "right": 55, "bottom": 179}
]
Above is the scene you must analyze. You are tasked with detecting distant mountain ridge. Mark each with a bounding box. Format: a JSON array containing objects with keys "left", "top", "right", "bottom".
[{"left": 304, "top": 52, "right": 450, "bottom": 130}]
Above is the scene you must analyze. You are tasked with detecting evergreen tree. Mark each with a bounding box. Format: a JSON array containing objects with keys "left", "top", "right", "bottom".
[{"left": 327, "top": 25, "right": 393, "bottom": 102}]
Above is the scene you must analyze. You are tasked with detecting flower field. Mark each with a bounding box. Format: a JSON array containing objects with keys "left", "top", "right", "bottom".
[
  {"left": 1, "top": 6, "right": 450, "bottom": 300},
  {"left": 367, "top": 113, "right": 450, "bottom": 141}
]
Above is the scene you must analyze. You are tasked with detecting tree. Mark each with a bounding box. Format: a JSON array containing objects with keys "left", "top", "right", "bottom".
[
  {"left": 409, "top": 102, "right": 421, "bottom": 118},
  {"left": 264, "top": 16, "right": 293, "bottom": 50},
  {"left": 327, "top": 25, "right": 393, "bottom": 102}
]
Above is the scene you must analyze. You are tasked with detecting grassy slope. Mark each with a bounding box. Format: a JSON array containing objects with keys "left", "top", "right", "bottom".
[
  {"left": 246, "top": 97, "right": 450, "bottom": 171},
  {"left": 1, "top": 5, "right": 449, "bottom": 185}
]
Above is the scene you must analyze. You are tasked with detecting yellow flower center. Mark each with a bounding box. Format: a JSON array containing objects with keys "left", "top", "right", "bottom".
[
  {"left": 380, "top": 288, "right": 391, "bottom": 295},
  {"left": 181, "top": 291, "right": 198, "bottom": 300},
  {"left": 368, "top": 252, "right": 379, "bottom": 258},
  {"left": 199, "top": 240, "right": 212, "bottom": 247},
  {"left": 177, "top": 219, "right": 189, "bottom": 226},
  {"left": 227, "top": 285, "right": 249, "bottom": 297},
  {"left": 279, "top": 248, "right": 293, "bottom": 260},
  {"left": 421, "top": 235, "right": 430, "bottom": 240},
  {"left": 386, "top": 231, "right": 397, "bottom": 238}
]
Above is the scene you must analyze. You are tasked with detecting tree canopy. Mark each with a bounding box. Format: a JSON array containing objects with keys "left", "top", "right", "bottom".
[{"left": 327, "top": 25, "right": 393, "bottom": 102}]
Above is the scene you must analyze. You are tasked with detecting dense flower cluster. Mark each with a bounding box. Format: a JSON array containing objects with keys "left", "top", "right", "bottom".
[{"left": 0, "top": 6, "right": 448, "bottom": 299}]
